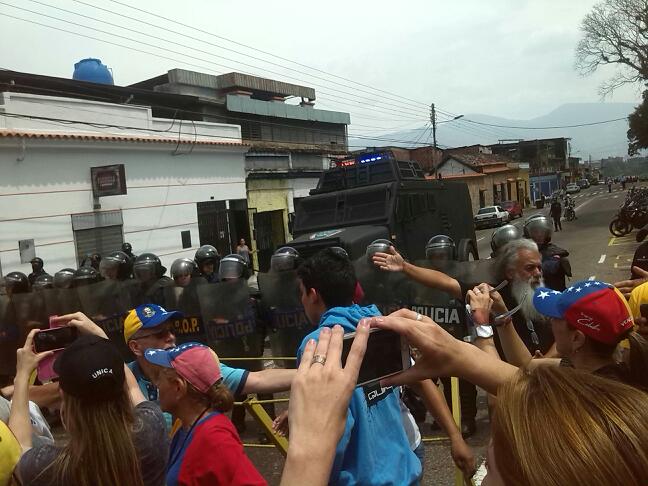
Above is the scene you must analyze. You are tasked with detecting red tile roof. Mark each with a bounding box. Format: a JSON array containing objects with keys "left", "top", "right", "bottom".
[
  {"left": 0, "top": 129, "right": 246, "bottom": 146},
  {"left": 445, "top": 152, "right": 514, "bottom": 167}
]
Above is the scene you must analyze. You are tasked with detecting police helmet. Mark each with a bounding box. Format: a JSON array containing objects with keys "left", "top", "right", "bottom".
[
  {"left": 194, "top": 245, "right": 220, "bottom": 268},
  {"left": 218, "top": 254, "right": 247, "bottom": 280},
  {"left": 99, "top": 251, "right": 132, "bottom": 280},
  {"left": 30, "top": 257, "right": 44, "bottom": 270},
  {"left": 32, "top": 274, "right": 54, "bottom": 291},
  {"left": 329, "top": 246, "right": 349, "bottom": 260},
  {"left": 4, "top": 272, "right": 29, "bottom": 294},
  {"left": 425, "top": 235, "right": 455, "bottom": 261},
  {"left": 523, "top": 215, "right": 552, "bottom": 243},
  {"left": 270, "top": 247, "right": 300, "bottom": 272},
  {"left": 53, "top": 268, "right": 76, "bottom": 289},
  {"left": 366, "top": 239, "right": 393, "bottom": 262},
  {"left": 170, "top": 258, "right": 196, "bottom": 279},
  {"left": 133, "top": 253, "right": 166, "bottom": 282},
  {"left": 121, "top": 242, "right": 133, "bottom": 254},
  {"left": 491, "top": 225, "right": 523, "bottom": 254},
  {"left": 73, "top": 266, "right": 100, "bottom": 287}
]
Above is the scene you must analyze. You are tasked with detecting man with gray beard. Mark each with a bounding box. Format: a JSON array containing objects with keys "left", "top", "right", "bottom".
[{"left": 492, "top": 239, "right": 555, "bottom": 355}]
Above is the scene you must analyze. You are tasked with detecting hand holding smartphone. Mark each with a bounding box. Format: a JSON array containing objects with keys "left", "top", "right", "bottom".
[
  {"left": 36, "top": 316, "right": 79, "bottom": 383},
  {"left": 340, "top": 328, "right": 410, "bottom": 386}
]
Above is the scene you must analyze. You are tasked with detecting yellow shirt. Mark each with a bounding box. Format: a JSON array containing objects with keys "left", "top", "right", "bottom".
[
  {"left": 0, "top": 421, "right": 20, "bottom": 486},
  {"left": 622, "top": 282, "right": 648, "bottom": 349}
]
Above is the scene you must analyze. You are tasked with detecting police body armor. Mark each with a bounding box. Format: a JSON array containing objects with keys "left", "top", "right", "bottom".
[
  {"left": 198, "top": 279, "right": 265, "bottom": 371},
  {"left": 257, "top": 270, "right": 314, "bottom": 368},
  {"left": 163, "top": 279, "right": 207, "bottom": 345},
  {"left": 353, "top": 257, "right": 411, "bottom": 314}
]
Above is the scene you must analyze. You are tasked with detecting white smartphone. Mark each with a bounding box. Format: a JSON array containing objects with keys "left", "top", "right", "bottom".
[{"left": 341, "top": 328, "right": 411, "bottom": 387}]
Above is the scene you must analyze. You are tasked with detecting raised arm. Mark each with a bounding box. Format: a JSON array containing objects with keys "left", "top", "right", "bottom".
[
  {"left": 243, "top": 369, "right": 297, "bottom": 395},
  {"left": 372, "top": 247, "right": 462, "bottom": 299}
]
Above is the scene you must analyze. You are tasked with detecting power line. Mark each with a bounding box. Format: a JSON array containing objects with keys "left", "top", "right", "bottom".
[
  {"left": 0, "top": 4, "right": 429, "bottom": 121},
  {"left": 461, "top": 116, "right": 628, "bottom": 130}
]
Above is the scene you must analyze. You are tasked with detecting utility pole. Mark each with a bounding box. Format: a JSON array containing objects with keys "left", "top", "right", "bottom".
[{"left": 430, "top": 103, "right": 437, "bottom": 149}]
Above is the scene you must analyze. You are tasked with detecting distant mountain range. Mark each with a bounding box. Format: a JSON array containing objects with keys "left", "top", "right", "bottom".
[{"left": 350, "top": 102, "right": 640, "bottom": 161}]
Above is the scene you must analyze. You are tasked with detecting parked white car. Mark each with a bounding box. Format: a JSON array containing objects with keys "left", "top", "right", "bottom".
[
  {"left": 474, "top": 205, "right": 509, "bottom": 229},
  {"left": 566, "top": 183, "right": 581, "bottom": 194}
]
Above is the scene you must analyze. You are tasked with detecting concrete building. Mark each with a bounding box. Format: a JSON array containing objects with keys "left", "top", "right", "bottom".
[
  {"left": 0, "top": 91, "right": 247, "bottom": 276},
  {"left": 131, "top": 69, "right": 350, "bottom": 271},
  {"left": 433, "top": 146, "right": 529, "bottom": 214}
]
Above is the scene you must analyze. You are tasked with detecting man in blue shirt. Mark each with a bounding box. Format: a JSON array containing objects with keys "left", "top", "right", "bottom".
[
  {"left": 123, "top": 304, "right": 295, "bottom": 428},
  {"left": 297, "top": 249, "right": 421, "bottom": 485}
]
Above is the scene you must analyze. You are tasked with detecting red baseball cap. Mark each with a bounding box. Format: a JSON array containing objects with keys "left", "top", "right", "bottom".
[
  {"left": 533, "top": 280, "right": 634, "bottom": 345},
  {"left": 144, "top": 342, "right": 222, "bottom": 393}
]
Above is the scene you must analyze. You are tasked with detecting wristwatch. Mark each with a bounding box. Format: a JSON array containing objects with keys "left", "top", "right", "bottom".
[{"left": 475, "top": 324, "right": 494, "bottom": 339}]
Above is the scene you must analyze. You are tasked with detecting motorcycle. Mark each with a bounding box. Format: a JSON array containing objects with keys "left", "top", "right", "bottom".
[{"left": 564, "top": 205, "right": 576, "bottom": 221}]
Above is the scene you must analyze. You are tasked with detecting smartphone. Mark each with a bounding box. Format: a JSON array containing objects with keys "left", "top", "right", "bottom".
[
  {"left": 341, "top": 328, "right": 411, "bottom": 387},
  {"left": 33, "top": 327, "right": 78, "bottom": 353}
]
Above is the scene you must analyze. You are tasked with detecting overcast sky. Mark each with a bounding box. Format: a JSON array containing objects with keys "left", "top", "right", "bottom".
[{"left": 0, "top": 0, "right": 641, "bottom": 134}]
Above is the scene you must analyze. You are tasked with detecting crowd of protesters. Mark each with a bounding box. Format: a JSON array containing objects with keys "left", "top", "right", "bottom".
[{"left": 0, "top": 220, "right": 648, "bottom": 485}]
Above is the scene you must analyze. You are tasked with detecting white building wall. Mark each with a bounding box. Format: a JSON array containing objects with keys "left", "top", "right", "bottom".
[
  {"left": 0, "top": 92, "right": 246, "bottom": 276},
  {"left": 438, "top": 157, "right": 478, "bottom": 176}
]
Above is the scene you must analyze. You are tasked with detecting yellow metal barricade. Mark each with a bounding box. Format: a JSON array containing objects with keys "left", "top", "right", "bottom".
[{"left": 242, "top": 395, "right": 289, "bottom": 456}]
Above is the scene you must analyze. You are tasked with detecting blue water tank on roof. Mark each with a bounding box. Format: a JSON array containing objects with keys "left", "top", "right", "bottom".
[{"left": 72, "top": 58, "right": 114, "bottom": 85}]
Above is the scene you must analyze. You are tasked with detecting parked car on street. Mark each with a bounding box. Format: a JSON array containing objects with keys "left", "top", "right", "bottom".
[
  {"left": 578, "top": 179, "right": 590, "bottom": 189},
  {"left": 500, "top": 200, "right": 523, "bottom": 219},
  {"left": 474, "top": 205, "right": 509, "bottom": 229},
  {"left": 566, "top": 183, "right": 581, "bottom": 194}
]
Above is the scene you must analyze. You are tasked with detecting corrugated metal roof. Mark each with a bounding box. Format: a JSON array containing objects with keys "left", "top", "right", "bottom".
[{"left": 0, "top": 129, "right": 246, "bottom": 146}]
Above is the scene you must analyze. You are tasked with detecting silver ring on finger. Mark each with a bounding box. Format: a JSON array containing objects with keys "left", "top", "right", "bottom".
[{"left": 311, "top": 354, "right": 326, "bottom": 366}]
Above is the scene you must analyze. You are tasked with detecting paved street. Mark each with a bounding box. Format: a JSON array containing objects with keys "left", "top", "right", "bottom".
[{"left": 243, "top": 183, "right": 644, "bottom": 486}]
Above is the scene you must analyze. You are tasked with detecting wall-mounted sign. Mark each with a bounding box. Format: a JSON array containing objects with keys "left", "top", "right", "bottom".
[{"left": 91, "top": 164, "right": 127, "bottom": 197}]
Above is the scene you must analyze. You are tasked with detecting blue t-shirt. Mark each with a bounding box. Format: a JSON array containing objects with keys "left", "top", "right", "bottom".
[
  {"left": 128, "top": 361, "right": 249, "bottom": 428},
  {"left": 297, "top": 304, "right": 421, "bottom": 486}
]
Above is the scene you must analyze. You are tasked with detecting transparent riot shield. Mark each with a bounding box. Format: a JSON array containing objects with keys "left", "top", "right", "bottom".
[
  {"left": 258, "top": 271, "right": 314, "bottom": 368},
  {"left": 11, "top": 292, "right": 48, "bottom": 343},
  {"left": 431, "top": 259, "right": 500, "bottom": 290},
  {"left": 0, "top": 295, "right": 18, "bottom": 379},
  {"left": 198, "top": 280, "right": 265, "bottom": 372},
  {"left": 354, "top": 257, "right": 411, "bottom": 315},
  {"left": 163, "top": 281, "right": 206, "bottom": 345},
  {"left": 76, "top": 280, "right": 134, "bottom": 359},
  {"left": 44, "top": 288, "right": 82, "bottom": 317}
]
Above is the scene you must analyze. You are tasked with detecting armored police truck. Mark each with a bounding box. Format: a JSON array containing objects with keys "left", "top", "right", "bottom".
[{"left": 288, "top": 150, "right": 478, "bottom": 261}]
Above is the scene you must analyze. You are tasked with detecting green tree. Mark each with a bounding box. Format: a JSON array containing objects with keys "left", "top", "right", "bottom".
[{"left": 576, "top": 0, "right": 648, "bottom": 154}]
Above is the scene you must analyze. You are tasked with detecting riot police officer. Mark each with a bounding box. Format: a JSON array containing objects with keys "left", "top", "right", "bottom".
[
  {"left": 53, "top": 268, "right": 76, "bottom": 289},
  {"left": 121, "top": 242, "right": 136, "bottom": 260},
  {"left": 214, "top": 253, "right": 273, "bottom": 433},
  {"left": 195, "top": 245, "right": 220, "bottom": 283},
  {"left": 490, "top": 224, "right": 523, "bottom": 257},
  {"left": 4, "top": 272, "right": 30, "bottom": 296},
  {"left": 170, "top": 258, "right": 198, "bottom": 288},
  {"left": 32, "top": 274, "right": 54, "bottom": 291},
  {"left": 72, "top": 266, "right": 101, "bottom": 287},
  {"left": 269, "top": 246, "right": 300, "bottom": 272},
  {"left": 524, "top": 215, "right": 571, "bottom": 291},
  {"left": 80, "top": 252, "right": 101, "bottom": 271},
  {"left": 419, "top": 236, "right": 478, "bottom": 437},
  {"left": 99, "top": 251, "right": 132, "bottom": 281},
  {"left": 359, "top": 239, "right": 410, "bottom": 314},
  {"left": 132, "top": 253, "right": 173, "bottom": 305},
  {"left": 28, "top": 257, "right": 47, "bottom": 286}
]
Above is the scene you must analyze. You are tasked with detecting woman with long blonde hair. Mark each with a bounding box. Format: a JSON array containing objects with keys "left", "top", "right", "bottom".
[{"left": 9, "top": 313, "right": 168, "bottom": 486}]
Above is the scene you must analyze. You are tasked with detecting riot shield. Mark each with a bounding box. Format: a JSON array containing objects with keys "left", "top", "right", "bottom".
[
  {"left": 198, "top": 280, "right": 265, "bottom": 372},
  {"left": 428, "top": 259, "right": 500, "bottom": 290},
  {"left": 11, "top": 292, "right": 48, "bottom": 342},
  {"left": 44, "top": 288, "right": 82, "bottom": 317},
  {"left": 354, "top": 257, "right": 411, "bottom": 315},
  {"left": 163, "top": 282, "right": 206, "bottom": 345},
  {"left": 76, "top": 280, "right": 134, "bottom": 359},
  {"left": 0, "top": 295, "right": 18, "bottom": 379},
  {"left": 258, "top": 271, "right": 315, "bottom": 368}
]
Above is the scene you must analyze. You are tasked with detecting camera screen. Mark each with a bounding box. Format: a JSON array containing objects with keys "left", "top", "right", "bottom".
[
  {"left": 342, "top": 329, "right": 407, "bottom": 385},
  {"left": 34, "top": 327, "right": 78, "bottom": 353}
]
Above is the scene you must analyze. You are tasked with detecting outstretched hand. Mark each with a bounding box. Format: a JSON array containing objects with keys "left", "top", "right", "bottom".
[
  {"left": 372, "top": 246, "right": 405, "bottom": 272},
  {"left": 613, "top": 266, "right": 648, "bottom": 298},
  {"left": 51, "top": 312, "right": 108, "bottom": 339}
]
